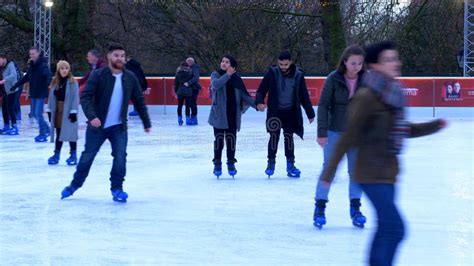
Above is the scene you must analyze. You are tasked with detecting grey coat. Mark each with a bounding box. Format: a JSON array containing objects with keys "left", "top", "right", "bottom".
[
  {"left": 47, "top": 80, "right": 80, "bottom": 142},
  {"left": 2, "top": 61, "right": 19, "bottom": 95},
  {"left": 208, "top": 71, "right": 256, "bottom": 131}
]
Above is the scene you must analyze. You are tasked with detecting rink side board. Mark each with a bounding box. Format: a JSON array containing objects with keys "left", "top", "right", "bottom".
[{"left": 13, "top": 77, "right": 474, "bottom": 107}]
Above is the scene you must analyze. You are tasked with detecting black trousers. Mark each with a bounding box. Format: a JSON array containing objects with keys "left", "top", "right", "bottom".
[
  {"left": 267, "top": 109, "right": 296, "bottom": 163},
  {"left": 185, "top": 89, "right": 199, "bottom": 117},
  {"left": 55, "top": 127, "right": 77, "bottom": 153},
  {"left": 213, "top": 127, "right": 237, "bottom": 163},
  {"left": 177, "top": 95, "right": 192, "bottom": 117},
  {"left": 2, "top": 92, "right": 18, "bottom": 126}
]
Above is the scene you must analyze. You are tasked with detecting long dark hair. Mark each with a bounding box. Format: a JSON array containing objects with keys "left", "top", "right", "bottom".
[{"left": 336, "top": 45, "right": 365, "bottom": 74}]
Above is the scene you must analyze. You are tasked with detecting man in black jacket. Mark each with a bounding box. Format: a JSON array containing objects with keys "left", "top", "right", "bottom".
[
  {"left": 126, "top": 56, "right": 151, "bottom": 116},
  {"left": 256, "top": 51, "right": 315, "bottom": 178},
  {"left": 12, "top": 47, "right": 52, "bottom": 142},
  {"left": 184, "top": 57, "right": 201, "bottom": 125},
  {"left": 61, "top": 44, "right": 151, "bottom": 203}
]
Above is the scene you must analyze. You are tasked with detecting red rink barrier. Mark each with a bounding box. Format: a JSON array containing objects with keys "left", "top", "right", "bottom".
[{"left": 15, "top": 77, "right": 474, "bottom": 107}]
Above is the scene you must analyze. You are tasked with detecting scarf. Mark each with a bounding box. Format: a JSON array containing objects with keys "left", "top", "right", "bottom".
[{"left": 362, "top": 70, "right": 410, "bottom": 154}]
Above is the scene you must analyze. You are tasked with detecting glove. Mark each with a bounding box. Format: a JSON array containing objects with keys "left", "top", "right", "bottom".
[
  {"left": 69, "top": 113, "right": 77, "bottom": 123},
  {"left": 47, "top": 112, "right": 51, "bottom": 122}
]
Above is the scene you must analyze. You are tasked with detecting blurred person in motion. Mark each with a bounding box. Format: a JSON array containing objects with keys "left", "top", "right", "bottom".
[
  {"left": 320, "top": 41, "right": 446, "bottom": 266},
  {"left": 184, "top": 57, "right": 201, "bottom": 125},
  {"left": 78, "top": 49, "right": 107, "bottom": 88},
  {"left": 126, "top": 55, "right": 151, "bottom": 117},
  {"left": 174, "top": 61, "right": 194, "bottom": 125},
  {"left": 0, "top": 53, "right": 21, "bottom": 135}
]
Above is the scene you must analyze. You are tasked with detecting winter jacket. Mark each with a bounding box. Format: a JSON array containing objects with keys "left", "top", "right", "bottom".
[
  {"left": 256, "top": 65, "right": 315, "bottom": 139},
  {"left": 81, "top": 67, "right": 151, "bottom": 129},
  {"left": 1, "top": 61, "right": 19, "bottom": 95},
  {"left": 125, "top": 59, "right": 149, "bottom": 91},
  {"left": 320, "top": 87, "right": 444, "bottom": 184},
  {"left": 47, "top": 79, "right": 80, "bottom": 142},
  {"left": 174, "top": 66, "right": 193, "bottom": 97},
  {"left": 14, "top": 55, "right": 51, "bottom": 98},
  {"left": 79, "top": 59, "right": 107, "bottom": 87},
  {"left": 317, "top": 70, "right": 364, "bottom": 138},
  {"left": 187, "top": 63, "right": 202, "bottom": 91},
  {"left": 208, "top": 71, "right": 256, "bottom": 131}
]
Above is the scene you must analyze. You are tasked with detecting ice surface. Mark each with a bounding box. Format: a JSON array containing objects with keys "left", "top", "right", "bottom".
[{"left": 1, "top": 106, "right": 473, "bottom": 265}]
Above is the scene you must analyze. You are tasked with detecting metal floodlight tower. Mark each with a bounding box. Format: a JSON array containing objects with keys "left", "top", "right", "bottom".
[
  {"left": 34, "top": 0, "right": 53, "bottom": 65},
  {"left": 464, "top": 0, "right": 474, "bottom": 76}
]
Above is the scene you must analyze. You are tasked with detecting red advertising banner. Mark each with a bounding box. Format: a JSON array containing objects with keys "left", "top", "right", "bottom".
[
  {"left": 12, "top": 77, "right": 474, "bottom": 107},
  {"left": 398, "top": 78, "right": 434, "bottom": 107},
  {"left": 434, "top": 78, "right": 474, "bottom": 107}
]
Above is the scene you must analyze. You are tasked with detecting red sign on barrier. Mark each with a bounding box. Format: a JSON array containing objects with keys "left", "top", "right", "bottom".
[
  {"left": 434, "top": 79, "right": 474, "bottom": 107},
  {"left": 398, "top": 78, "right": 434, "bottom": 107},
  {"left": 12, "top": 77, "right": 474, "bottom": 107}
]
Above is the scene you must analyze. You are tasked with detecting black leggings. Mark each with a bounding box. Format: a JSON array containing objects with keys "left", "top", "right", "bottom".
[
  {"left": 213, "top": 127, "right": 237, "bottom": 163},
  {"left": 55, "top": 127, "right": 77, "bottom": 153},
  {"left": 2, "top": 92, "right": 17, "bottom": 125},
  {"left": 177, "top": 95, "right": 192, "bottom": 117}
]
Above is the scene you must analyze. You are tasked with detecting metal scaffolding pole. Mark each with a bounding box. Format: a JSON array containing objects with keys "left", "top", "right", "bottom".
[
  {"left": 33, "top": 0, "right": 52, "bottom": 66},
  {"left": 464, "top": 0, "right": 474, "bottom": 76}
]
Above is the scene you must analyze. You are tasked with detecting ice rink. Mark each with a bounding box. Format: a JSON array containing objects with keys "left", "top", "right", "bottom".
[{"left": 1, "top": 106, "right": 473, "bottom": 265}]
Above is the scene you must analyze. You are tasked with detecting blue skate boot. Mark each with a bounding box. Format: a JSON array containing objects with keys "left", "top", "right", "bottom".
[
  {"left": 350, "top": 199, "right": 366, "bottom": 228},
  {"left": 112, "top": 189, "right": 128, "bottom": 203},
  {"left": 61, "top": 185, "right": 78, "bottom": 199},
  {"left": 265, "top": 159, "right": 276, "bottom": 178},
  {"left": 313, "top": 199, "right": 327, "bottom": 229},
  {"left": 286, "top": 161, "right": 301, "bottom": 178},
  {"left": 227, "top": 159, "right": 237, "bottom": 178},
  {"left": 213, "top": 159, "right": 222, "bottom": 179},
  {"left": 48, "top": 151, "right": 60, "bottom": 165},
  {"left": 66, "top": 151, "right": 77, "bottom": 166},
  {"left": 178, "top": 116, "right": 184, "bottom": 126}
]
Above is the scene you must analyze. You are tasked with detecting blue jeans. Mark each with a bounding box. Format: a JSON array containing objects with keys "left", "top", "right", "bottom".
[
  {"left": 71, "top": 124, "right": 128, "bottom": 191},
  {"left": 315, "top": 130, "right": 362, "bottom": 201},
  {"left": 30, "top": 98, "right": 50, "bottom": 135},
  {"left": 360, "top": 184, "right": 405, "bottom": 266}
]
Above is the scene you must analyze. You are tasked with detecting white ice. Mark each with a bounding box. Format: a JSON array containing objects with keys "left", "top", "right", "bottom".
[{"left": 1, "top": 106, "right": 473, "bottom": 265}]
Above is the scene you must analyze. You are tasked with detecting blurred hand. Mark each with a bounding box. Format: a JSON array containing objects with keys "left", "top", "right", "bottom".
[
  {"left": 438, "top": 118, "right": 447, "bottom": 128},
  {"left": 0, "top": 79, "right": 5, "bottom": 85},
  {"left": 144, "top": 128, "right": 151, "bottom": 133},
  {"left": 309, "top": 118, "right": 314, "bottom": 124},
  {"left": 257, "top": 104, "right": 266, "bottom": 112},
  {"left": 144, "top": 88, "right": 151, "bottom": 95},
  {"left": 90, "top": 118, "right": 101, "bottom": 127},
  {"left": 227, "top": 67, "right": 236, "bottom": 76},
  {"left": 69, "top": 113, "right": 77, "bottom": 123},
  {"left": 317, "top": 137, "right": 327, "bottom": 147},
  {"left": 184, "top": 82, "right": 189, "bottom": 87}
]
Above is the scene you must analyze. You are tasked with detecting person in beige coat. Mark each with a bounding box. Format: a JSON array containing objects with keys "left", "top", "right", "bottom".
[{"left": 46, "top": 60, "right": 79, "bottom": 165}]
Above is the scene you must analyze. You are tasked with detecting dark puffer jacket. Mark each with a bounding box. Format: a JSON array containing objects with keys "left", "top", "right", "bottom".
[
  {"left": 14, "top": 55, "right": 52, "bottom": 98},
  {"left": 317, "top": 70, "right": 364, "bottom": 137}
]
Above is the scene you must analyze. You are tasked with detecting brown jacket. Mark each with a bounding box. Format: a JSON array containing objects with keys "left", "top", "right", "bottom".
[{"left": 321, "top": 87, "right": 443, "bottom": 184}]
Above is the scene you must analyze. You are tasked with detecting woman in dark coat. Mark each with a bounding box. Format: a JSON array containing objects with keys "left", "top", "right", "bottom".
[{"left": 314, "top": 45, "right": 366, "bottom": 229}]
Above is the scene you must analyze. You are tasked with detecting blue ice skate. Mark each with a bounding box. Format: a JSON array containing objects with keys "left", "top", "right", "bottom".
[
  {"left": 350, "top": 199, "right": 366, "bottom": 228},
  {"left": 213, "top": 160, "right": 222, "bottom": 179},
  {"left": 48, "top": 152, "right": 60, "bottom": 165},
  {"left": 286, "top": 162, "right": 301, "bottom": 178},
  {"left": 61, "top": 185, "right": 77, "bottom": 199},
  {"left": 265, "top": 160, "right": 276, "bottom": 178},
  {"left": 227, "top": 160, "right": 237, "bottom": 179},
  {"left": 112, "top": 189, "right": 128, "bottom": 203},
  {"left": 66, "top": 152, "right": 77, "bottom": 166},
  {"left": 313, "top": 200, "right": 327, "bottom": 229}
]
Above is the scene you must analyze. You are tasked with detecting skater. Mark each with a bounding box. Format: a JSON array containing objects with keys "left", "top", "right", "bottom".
[
  {"left": 61, "top": 44, "right": 152, "bottom": 203},
  {"left": 256, "top": 51, "right": 315, "bottom": 178},
  {"left": 320, "top": 41, "right": 446, "bottom": 265},
  {"left": 11, "top": 47, "right": 52, "bottom": 142},
  {"left": 126, "top": 56, "right": 151, "bottom": 116},
  {"left": 184, "top": 57, "right": 201, "bottom": 125},
  {"left": 174, "top": 61, "right": 194, "bottom": 126},
  {"left": 208, "top": 55, "right": 257, "bottom": 178},
  {"left": 46, "top": 60, "right": 79, "bottom": 166},
  {"left": 78, "top": 49, "right": 106, "bottom": 87},
  {"left": 0, "top": 53, "right": 21, "bottom": 135},
  {"left": 313, "top": 45, "right": 366, "bottom": 229}
]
